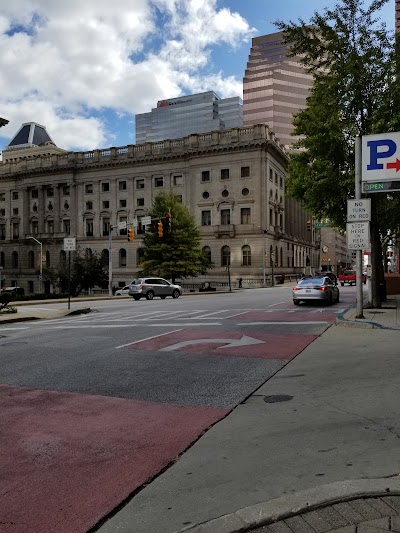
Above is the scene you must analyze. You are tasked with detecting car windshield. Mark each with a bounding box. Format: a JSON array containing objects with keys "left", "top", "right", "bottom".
[{"left": 298, "top": 278, "right": 325, "bottom": 287}]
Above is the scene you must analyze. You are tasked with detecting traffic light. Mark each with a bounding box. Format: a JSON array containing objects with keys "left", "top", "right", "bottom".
[
  {"left": 165, "top": 212, "right": 172, "bottom": 231},
  {"left": 157, "top": 220, "right": 163, "bottom": 237},
  {"left": 307, "top": 220, "right": 312, "bottom": 231},
  {"left": 128, "top": 228, "right": 134, "bottom": 242}
]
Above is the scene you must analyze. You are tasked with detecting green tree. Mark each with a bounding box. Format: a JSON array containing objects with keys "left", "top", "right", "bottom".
[
  {"left": 138, "top": 192, "right": 213, "bottom": 283},
  {"left": 57, "top": 249, "right": 108, "bottom": 296},
  {"left": 276, "top": 0, "right": 400, "bottom": 307}
]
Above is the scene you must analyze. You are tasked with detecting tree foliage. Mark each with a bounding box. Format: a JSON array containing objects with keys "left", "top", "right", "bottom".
[
  {"left": 57, "top": 249, "right": 108, "bottom": 296},
  {"left": 276, "top": 0, "right": 400, "bottom": 305},
  {"left": 138, "top": 192, "right": 213, "bottom": 283}
]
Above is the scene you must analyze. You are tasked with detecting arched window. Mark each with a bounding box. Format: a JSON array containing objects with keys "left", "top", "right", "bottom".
[
  {"left": 28, "top": 250, "right": 35, "bottom": 269},
  {"left": 202, "top": 246, "right": 211, "bottom": 262},
  {"left": 60, "top": 250, "right": 66, "bottom": 265},
  {"left": 101, "top": 249, "right": 109, "bottom": 266},
  {"left": 12, "top": 251, "right": 18, "bottom": 269},
  {"left": 119, "top": 248, "right": 127, "bottom": 267},
  {"left": 136, "top": 247, "right": 145, "bottom": 267},
  {"left": 242, "top": 245, "right": 251, "bottom": 266},
  {"left": 221, "top": 246, "right": 230, "bottom": 267},
  {"left": 46, "top": 250, "right": 51, "bottom": 267},
  {"left": 0, "top": 251, "right": 5, "bottom": 268}
]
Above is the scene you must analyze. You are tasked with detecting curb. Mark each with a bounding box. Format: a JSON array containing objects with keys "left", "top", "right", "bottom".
[
  {"left": 335, "top": 307, "right": 385, "bottom": 329},
  {"left": 176, "top": 478, "right": 400, "bottom": 533}
]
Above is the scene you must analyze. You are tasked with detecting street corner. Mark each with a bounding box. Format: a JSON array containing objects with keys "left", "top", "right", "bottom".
[{"left": 118, "top": 329, "right": 318, "bottom": 360}]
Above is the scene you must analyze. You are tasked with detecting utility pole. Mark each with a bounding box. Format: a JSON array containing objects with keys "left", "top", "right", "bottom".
[
  {"left": 355, "top": 136, "right": 364, "bottom": 319},
  {"left": 29, "top": 236, "right": 43, "bottom": 293}
]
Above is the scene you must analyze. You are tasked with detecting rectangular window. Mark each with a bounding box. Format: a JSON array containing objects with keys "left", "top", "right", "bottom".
[
  {"left": 63, "top": 185, "right": 70, "bottom": 196},
  {"left": 275, "top": 172, "right": 278, "bottom": 185},
  {"left": 102, "top": 218, "right": 110, "bottom": 236},
  {"left": 201, "top": 170, "right": 210, "bottom": 182},
  {"left": 173, "top": 175, "right": 183, "bottom": 186},
  {"left": 101, "top": 182, "right": 110, "bottom": 192},
  {"left": 63, "top": 219, "right": 70, "bottom": 234},
  {"left": 28, "top": 281, "right": 34, "bottom": 294},
  {"left": 241, "top": 166, "right": 250, "bottom": 178},
  {"left": 32, "top": 221, "right": 38, "bottom": 235},
  {"left": 221, "top": 209, "right": 230, "bottom": 225},
  {"left": 0, "top": 209, "right": 5, "bottom": 216},
  {"left": 0, "top": 224, "right": 6, "bottom": 240},
  {"left": 119, "top": 181, "right": 127, "bottom": 191},
  {"left": 48, "top": 220, "right": 54, "bottom": 234},
  {"left": 119, "top": 199, "right": 127, "bottom": 208},
  {"left": 201, "top": 210, "right": 211, "bottom": 226},
  {"left": 0, "top": 193, "right": 5, "bottom": 201},
  {"left": 31, "top": 189, "right": 38, "bottom": 199},
  {"left": 269, "top": 169, "right": 273, "bottom": 181},
  {"left": 86, "top": 201, "right": 93, "bottom": 210},
  {"left": 136, "top": 179, "right": 145, "bottom": 189},
  {"left": 241, "top": 208, "right": 251, "bottom": 224},
  {"left": 270, "top": 208, "right": 273, "bottom": 224},
  {"left": 154, "top": 177, "right": 164, "bottom": 187},
  {"left": 102, "top": 201, "right": 110, "bottom": 209},
  {"left": 13, "top": 208, "right": 18, "bottom": 216},
  {"left": 85, "top": 183, "right": 93, "bottom": 194},
  {"left": 280, "top": 176, "right": 283, "bottom": 188},
  {"left": 86, "top": 219, "right": 94, "bottom": 237},
  {"left": 12, "top": 191, "right": 19, "bottom": 200},
  {"left": 12, "top": 222, "right": 19, "bottom": 239},
  {"left": 119, "top": 217, "right": 127, "bottom": 236},
  {"left": 137, "top": 198, "right": 145, "bottom": 207},
  {"left": 280, "top": 214, "right": 283, "bottom": 227},
  {"left": 221, "top": 169, "right": 229, "bottom": 180},
  {"left": 47, "top": 188, "right": 54, "bottom": 197}
]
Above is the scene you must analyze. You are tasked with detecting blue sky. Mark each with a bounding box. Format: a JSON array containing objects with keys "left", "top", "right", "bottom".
[{"left": 0, "top": 0, "right": 395, "bottom": 153}]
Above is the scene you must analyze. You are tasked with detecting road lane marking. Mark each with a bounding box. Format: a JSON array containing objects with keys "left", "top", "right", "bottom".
[
  {"left": 116, "top": 329, "right": 183, "bottom": 349},
  {"left": 40, "top": 322, "right": 222, "bottom": 329},
  {"left": 224, "top": 311, "right": 251, "bottom": 319},
  {"left": 160, "top": 335, "right": 265, "bottom": 352},
  {"left": 237, "top": 321, "right": 330, "bottom": 325}
]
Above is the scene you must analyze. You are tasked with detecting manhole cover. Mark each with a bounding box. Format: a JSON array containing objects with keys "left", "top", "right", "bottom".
[{"left": 264, "top": 394, "right": 293, "bottom": 403}]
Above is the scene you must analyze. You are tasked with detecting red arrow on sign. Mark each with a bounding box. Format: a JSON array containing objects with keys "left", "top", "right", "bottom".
[{"left": 386, "top": 159, "right": 400, "bottom": 172}]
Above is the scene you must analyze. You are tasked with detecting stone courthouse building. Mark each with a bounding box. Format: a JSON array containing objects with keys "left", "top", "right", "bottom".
[{"left": 0, "top": 122, "right": 316, "bottom": 294}]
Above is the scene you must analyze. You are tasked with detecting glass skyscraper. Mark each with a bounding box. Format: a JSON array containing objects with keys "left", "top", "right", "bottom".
[
  {"left": 135, "top": 91, "right": 243, "bottom": 144},
  {"left": 243, "top": 31, "right": 313, "bottom": 151}
]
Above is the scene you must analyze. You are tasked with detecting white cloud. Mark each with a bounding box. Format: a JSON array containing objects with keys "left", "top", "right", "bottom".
[{"left": 0, "top": 0, "right": 255, "bottom": 151}]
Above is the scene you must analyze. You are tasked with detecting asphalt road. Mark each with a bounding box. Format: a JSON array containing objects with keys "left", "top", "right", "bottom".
[{"left": 0, "top": 286, "right": 354, "bottom": 533}]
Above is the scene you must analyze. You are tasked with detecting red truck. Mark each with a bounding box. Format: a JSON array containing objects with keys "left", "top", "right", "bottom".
[{"left": 338, "top": 269, "right": 367, "bottom": 286}]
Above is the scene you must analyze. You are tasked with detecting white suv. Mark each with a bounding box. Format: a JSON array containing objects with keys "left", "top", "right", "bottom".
[{"left": 128, "top": 278, "right": 181, "bottom": 300}]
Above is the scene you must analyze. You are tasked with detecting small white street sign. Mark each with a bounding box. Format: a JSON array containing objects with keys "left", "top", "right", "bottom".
[
  {"left": 117, "top": 221, "right": 127, "bottom": 229},
  {"left": 63, "top": 237, "right": 76, "bottom": 251},
  {"left": 141, "top": 216, "right": 152, "bottom": 226},
  {"left": 346, "top": 222, "right": 370, "bottom": 250},
  {"left": 347, "top": 199, "right": 371, "bottom": 222}
]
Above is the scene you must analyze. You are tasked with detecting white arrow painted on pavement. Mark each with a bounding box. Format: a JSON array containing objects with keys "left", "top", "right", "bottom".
[{"left": 160, "top": 335, "right": 265, "bottom": 352}]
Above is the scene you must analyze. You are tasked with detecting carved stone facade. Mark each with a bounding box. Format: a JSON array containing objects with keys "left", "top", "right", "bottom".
[{"left": 0, "top": 124, "right": 317, "bottom": 293}]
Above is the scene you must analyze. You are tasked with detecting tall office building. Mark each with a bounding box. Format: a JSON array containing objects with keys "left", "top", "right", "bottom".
[
  {"left": 243, "top": 31, "right": 313, "bottom": 150},
  {"left": 135, "top": 91, "right": 243, "bottom": 144},
  {"left": 396, "top": 0, "right": 400, "bottom": 33}
]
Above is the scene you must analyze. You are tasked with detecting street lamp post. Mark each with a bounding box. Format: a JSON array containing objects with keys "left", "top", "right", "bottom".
[{"left": 29, "top": 237, "right": 43, "bottom": 293}]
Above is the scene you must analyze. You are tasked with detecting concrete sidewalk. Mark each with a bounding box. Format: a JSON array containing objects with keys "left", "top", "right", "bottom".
[{"left": 96, "top": 295, "right": 400, "bottom": 533}]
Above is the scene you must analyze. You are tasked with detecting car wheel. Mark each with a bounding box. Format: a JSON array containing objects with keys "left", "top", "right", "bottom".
[
  {"left": 133, "top": 296, "right": 140, "bottom": 301},
  {"left": 293, "top": 300, "right": 300, "bottom": 305},
  {"left": 146, "top": 291, "right": 154, "bottom": 300},
  {"left": 172, "top": 289, "right": 180, "bottom": 299}
]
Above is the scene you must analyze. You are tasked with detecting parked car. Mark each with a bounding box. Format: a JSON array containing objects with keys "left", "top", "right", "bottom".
[
  {"left": 293, "top": 276, "right": 339, "bottom": 305},
  {"left": 114, "top": 285, "right": 131, "bottom": 296},
  {"left": 338, "top": 270, "right": 367, "bottom": 286},
  {"left": 128, "top": 277, "right": 181, "bottom": 300},
  {"left": 1, "top": 286, "right": 25, "bottom": 296},
  {"left": 314, "top": 271, "right": 338, "bottom": 285}
]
